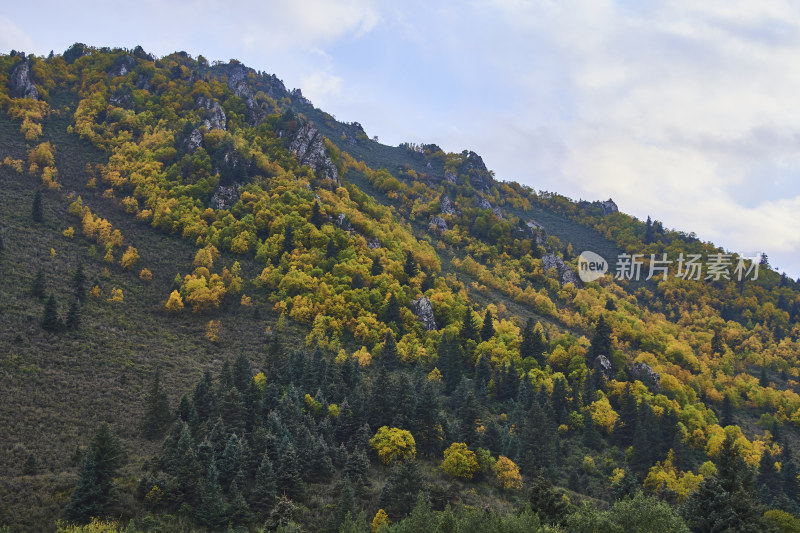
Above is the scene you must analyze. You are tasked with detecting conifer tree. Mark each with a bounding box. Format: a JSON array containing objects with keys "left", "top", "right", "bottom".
[
  {"left": 587, "top": 315, "right": 612, "bottom": 363},
  {"left": 65, "top": 424, "right": 124, "bottom": 523},
  {"left": 195, "top": 459, "right": 226, "bottom": 530},
  {"left": 72, "top": 261, "right": 87, "bottom": 301},
  {"left": 250, "top": 451, "right": 277, "bottom": 513},
  {"left": 381, "top": 330, "right": 399, "bottom": 371},
  {"left": 31, "top": 268, "right": 46, "bottom": 299},
  {"left": 383, "top": 293, "right": 400, "bottom": 327},
  {"left": 41, "top": 292, "right": 61, "bottom": 332},
  {"left": 404, "top": 250, "right": 419, "bottom": 278},
  {"left": 480, "top": 308, "right": 495, "bottom": 341},
  {"left": 32, "top": 189, "right": 43, "bottom": 223},
  {"left": 65, "top": 299, "right": 81, "bottom": 330},
  {"left": 277, "top": 442, "right": 304, "bottom": 500},
  {"left": 141, "top": 370, "right": 171, "bottom": 440},
  {"left": 310, "top": 201, "right": 324, "bottom": 228}
]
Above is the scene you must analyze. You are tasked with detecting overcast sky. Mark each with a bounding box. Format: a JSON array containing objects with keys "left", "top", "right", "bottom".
[{"left": 3, "top": 0, "right": 799, "bottom": 278}]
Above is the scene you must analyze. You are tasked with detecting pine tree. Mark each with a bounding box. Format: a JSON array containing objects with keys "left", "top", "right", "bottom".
[
  {"left": 480, "top": 308, "right": 495, "bottom": 341},
  {"left": 520, "top": 318, "right": 547, "bottom": 365},
  {"left": 195, "top": 459, "right": 226, "bottom": 530},
  {"left": 587, "top": 316, "right": 612, "bottom": 363},
  {"left": 528, "top": 475, "right": 569, "bottom": 525},
  {"left": 520, "top": 401, "right": 556, "bottom": 475},
  {"left": 720, "top": 395, "right": 734, "bottom": 427},
  {"left": 474, "top": 355, "right": 491, "bottom": 396},
  {"left": 459, "top": 309, "right": 479, "bottom": 343},
  {"left": 250, "top": 451, "right": 277, "bottom": 513},
  {"left": 227, "top": 480, "right": 252, "bottom": 527},
  {"left": 380, "top": 330, "right": 399, "bottom": 371},
  {"left": 710, "top": 329, "right": 725, "bottom": 355},
  {"left": 310, "top": 201, "right": 324, "bottom": 228},
  {"left": 551, "top": 376, "right": 568, "bottom": 424},
  {"left": 72, "top": 262, "right": 87, "bottom": 301},
  {"left": 41, "top": 292, "right": 61, "bottom": 332},
  {"left": 65, "top": 424, "right": 124, "bottom": 523},
  {"left": 65, "top": 299, "right": 81, "bottom": 330},
  {"left": 403, "top": 250, "right": 419, "bottom": 278},
  {"left": 438, "top": 334, "right": 463, "bottom": 394},
  {"left": 379, "top": 459, "right": 425, "bottom": 520},
  {"left": 370, "top": 257, "right": 383, "bottom": 276},
  {"left": 277, "top": 442, "right": 304, "bottom": 499},
  {"left": 22, "top": 453, "right": 37, "bottom": 475},
  {"left": 141, "top": 370, "right": 171, "bottom": 440},
  {"left": 383, "top": 293, "right": 400, "bottom": 327},
  {"left": 31, "top": 268, "right": 46, "bottom": 299},
  {"left": 644, "top": 216, "right": 654, "bottom": 243},
  {"left": 32, "top": 189, "right": 43, "bottom": 223}
]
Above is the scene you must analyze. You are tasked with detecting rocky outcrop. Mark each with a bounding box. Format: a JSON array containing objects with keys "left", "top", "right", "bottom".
[
  {"left": 288, "top": 122, "right": 339, "bottom": 183},
  {"left": 457, "top": 151, "right": 493, "bottom": 192},
  {"left": 542, "top": 253, "right": 582, "bottom": 288},
  {"left": 186, "top": 128, "right": 203, "bottom": 153},
  {"left": 290, "top": 88, "right": 311, "bottom": 105},
  {"left": 591, "top": 198, "right": 618, "bottom": 215},
  {"left": 366, "top": 238, "right": 382, "bottom": 249},
  {"left": 411, "top": 296, "right": 437, "bottom": 331},
  {"left": 595, "top": 355, "right": 614, "bottom": 381},
  {"left": 109, "top": 86, "right": 134, "bottom": 109},
  {"left": 526, "top": 220, "right": 545, "bottom": 245},
  {"left": 444, "top": 171, "right": 457, "bottom": 184},
  {"left": 8, "top": 55, "right": 38, "bottom": 100},
  {"left": 440, "top": 193, "right": 459, "bottom": 215},
  {"left": 631, "top": 362, "right": 661, "bottom": 391},
  {"left": 492, "top": 207, "right": 504, "bottom": 219},
  {"left": 196, "top": 97, "right": 227, "bottom": 131},
  {"left": 210, "top": 184, "right": 240, "bottom": 210},
  {"left": 429, "top": 216, "right": 449, "bottom": 232},
  {"left": 477, "top": 196, "right": 491, "bottom": 210}
]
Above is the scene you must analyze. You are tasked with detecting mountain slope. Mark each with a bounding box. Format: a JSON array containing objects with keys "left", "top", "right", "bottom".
[{"left": 0, "top": 44, "right": 799, "bottom": 532}]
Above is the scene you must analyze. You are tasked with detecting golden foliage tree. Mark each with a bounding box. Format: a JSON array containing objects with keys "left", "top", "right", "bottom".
[
  {"left": 440, "top": 442, "right": 480, "bottom": 480},
  {"left": 369, "top": 426, "right": 416, "bottom": 465}
]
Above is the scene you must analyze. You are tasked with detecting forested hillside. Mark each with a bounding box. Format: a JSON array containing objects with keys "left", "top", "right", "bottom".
[{"left": 1, "top": 44, "right": 800, "bottom": 533}]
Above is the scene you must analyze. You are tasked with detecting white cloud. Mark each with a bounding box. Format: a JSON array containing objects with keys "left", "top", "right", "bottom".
[{"left": 0, "top": 16, "right": 34, "bottom": 52}]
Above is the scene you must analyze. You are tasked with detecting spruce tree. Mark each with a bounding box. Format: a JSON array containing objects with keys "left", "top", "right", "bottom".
[
  {"left": 22, "top": 454, "right": 37, "bottom": 475},
  {"left": 520, "top": 401, "right": 556, "bottom": 475},
  {"left": 72, "top": 262, "right": 87, "bottom": 301},
  {"left": 480, "top": 309, "right": 495, "bottom": 341},
  {"left": 65, "top": 299, "right": 81, "bottom": 330},
  {"left": 250, "top": 451, "right": 277, "bottom": 513},
  {"left": 310, "top": 201, "right": 324, "bottom": 228},
  {"left": 403, "top": 250, "right": 419, "bottom": 278},
  {"left": 379, "top": 459, "right": 425, "bottom": 519},
  {"left": 31, "top": 268, "right": 46, "bottom": 299},
  {"left": 32, "top": 189, "right": 43, "bottom": 223},
  {"left": 383, "top": 293, "right": 400, "bottom": 327},
  {"left": 195, "top": 460, "right": 226, "bottom": 530},
  {"left": 370, "top": 257, "right": 383, "bottom": 276},
  {"left": 277, "top": 442, "right": 304, "bottom": 499},
  {"left": 587, "top": 315, "right": 612, "bottom": 363},
  {"left": 380, "top": 330, "right": 399, "bottom": 371},
  {"left": 65, "top": 424, "right": 124, "bottom": 523},
  {"left": 281, "top": 224, "right": 294, "bottom": 257},
  {"left": 141, "top": 370, "right": 171, "bottom": 440},
  {"left": 459, "top": 309, "right": 479, "bottom": 343},
  {"left": 41, "top": 292, "right": 61, "bottom": 332},
  {"left": 438, "top": 334, "right": 463, "bottom": 394}
]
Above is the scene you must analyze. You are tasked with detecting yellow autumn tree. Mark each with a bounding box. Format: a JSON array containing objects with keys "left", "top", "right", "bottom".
[
  {"left": 440, "top": 442, "right": 480, "bottom": 480},
  {"left": 370, "top": 426, "right": 416, "bottom": 465},
  {"left": 139, "top": 268, "right": 153, "bottom": 281},
  {"left": 165, "top": 290, "right": 184, "bottom": 313},
  {"left": 120, "top": 246, "right": 140, "bottom": 270},
  {"left": 494, "top": 455, "right": 523, "bottom": 490},
  {"left": 372, "top": 509, "right": 390, "bottom": 532},
  {"left": 205, "top": 320, "right": 220, "bottom": 342}
]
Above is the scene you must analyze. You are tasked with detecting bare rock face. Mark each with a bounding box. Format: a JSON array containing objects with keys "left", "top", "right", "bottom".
[
  {"left": 477, "top": 196, "right": 491, "bottom": 210},
  {"left": 492, "top": 207, "right": 504, "bottom": 219},
  {"left": 593, "top": 198, "right": 618, "bottom": 215},
  {"left": 186, "top": 128, "right": 204, "bottom": 153},
  {"left": 8, "top": 55, "right": 38, "bottom": 100},
  {"left": 542, "top": 253, "right": 582, "bottom": 288},
  {"left": 526, "top": 220, "right": 545, "bottom": 245},
  {"left": 440, "top": 193, "right": 459, "bottom": 215},
  {"left": 210, "top": 184, "right": 240, "bottom": 210},
  {"left": 595, "top": 355, "right": 614, "bottom": 381},
  {"left": 108, "top": 55, "right": 135, "bottom": 77},
  {"left": 411, "top": 296, "right": 437, "bottom": 331},
  {"left": 366, "top": 238, "right": 382, "bottom": 249},
  {"left": 429, "top": 216, "right": 449, "bottom": 232},
  {"left": 288, "top": 122, "right": 339, "bottom": 183},
  {"left": 631, "top": 362, "right": 661, "bottom": 391},
  {"left": 196, "top": 97, "right": 227, "bottom": 131},
  {"left": 444, "top": 171, "right": 457, "bottom": 184}
]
